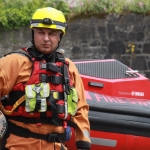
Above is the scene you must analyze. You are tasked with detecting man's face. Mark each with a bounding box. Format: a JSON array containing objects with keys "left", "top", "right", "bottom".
[{"left": 33, "top": 28, "right": 62, "bottom": 54}]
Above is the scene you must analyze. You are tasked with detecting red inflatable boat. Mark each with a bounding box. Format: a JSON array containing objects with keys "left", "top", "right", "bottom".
[{"left": 66, "top": 59, "right": 150, "bottom": 150}]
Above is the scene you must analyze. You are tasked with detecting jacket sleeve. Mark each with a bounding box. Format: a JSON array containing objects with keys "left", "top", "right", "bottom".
[
  {"left": 66, "top": 58, "right": 91, "bottom": 149},
  {"left": 0, "top": 54, "right": 32, "bottom": 98}
]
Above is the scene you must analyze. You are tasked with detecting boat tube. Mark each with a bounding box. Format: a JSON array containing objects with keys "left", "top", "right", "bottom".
[{"left": 66, "top": 59, "right": 150, "bottom": 150}]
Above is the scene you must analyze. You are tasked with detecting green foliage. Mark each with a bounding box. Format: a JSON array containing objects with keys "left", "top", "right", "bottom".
[
  {"left": 0, "top": 0, "right": 150, "bottom": 31},
  {"left": 127, "top": 0, "right": 150, "bottom": 14},
  {"left": 0, "top": 0, "right": 70, "bottom": 31},
  {"left": 0, "top": 0, "right": 30, "bottom": 30},
  {"left": 70, "top": 0, "right": 150, "bottom": 18}
]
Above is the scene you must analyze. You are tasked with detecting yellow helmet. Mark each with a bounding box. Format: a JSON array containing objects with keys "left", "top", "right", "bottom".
[{"left": 30, "top": 7, "right": 67, "bottom": 35}]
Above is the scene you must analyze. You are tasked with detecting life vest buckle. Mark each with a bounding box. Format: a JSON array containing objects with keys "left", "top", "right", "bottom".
[
  {"left": 36, "top": 118, "right": 43, "bottom": 126},
  {"left": 63, "top": 121, "right": 67, "bottom": 129},
  {"left": 36, "top": 122, "right": 42, "bottom": 126}
]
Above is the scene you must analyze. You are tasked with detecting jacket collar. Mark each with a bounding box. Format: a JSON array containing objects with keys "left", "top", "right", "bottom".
[{"left": 27, "top": 45, "right": 56, "bottom": 62}]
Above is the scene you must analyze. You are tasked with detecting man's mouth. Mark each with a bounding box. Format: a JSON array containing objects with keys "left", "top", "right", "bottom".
[{"left": 42, "top": 44, "right": 51, "bottom": 47}]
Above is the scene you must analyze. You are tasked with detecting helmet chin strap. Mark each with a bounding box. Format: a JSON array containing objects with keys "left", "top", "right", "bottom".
[{"left": 31, "top": 29, "right": 35, "bottom": 45}]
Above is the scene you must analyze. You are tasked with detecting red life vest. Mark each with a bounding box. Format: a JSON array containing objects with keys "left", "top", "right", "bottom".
[{"left": 2, "top": 48, "right": 73, "bottom": 123}]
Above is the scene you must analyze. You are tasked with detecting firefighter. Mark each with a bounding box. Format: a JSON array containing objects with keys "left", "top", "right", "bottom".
[{"left": 0, "top": 7, "right": 91, "bottom": 150}]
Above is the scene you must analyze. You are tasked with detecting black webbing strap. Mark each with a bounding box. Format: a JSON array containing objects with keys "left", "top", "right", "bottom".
[
  {"left": 40, "top": 74, "right": 62, "bottom": 84},
  {"left": 7, "top": 116, "right": 77, "bottom": 128},
  {"left": 63, "top": 64, "right": 70, "bottom": 95},
  {"left": 7, "top": 117, "right": 54, "bottom": 124},
  {"left": 4, "top": 49, "right": 33, "bottom": 62},
  {"left": 54, "top": 53, "right": 71, "bottom": 128},
  {"left": 40, "top": 62, "right": 61, "bottom": 73},
  {"left": 55, "top": 53, "right": 65, "bottom": 63},
  {"left": 1, "top": 91, "right": 25, "bottom": 106},
  {"left": 55, "top": 52, "right": 71, "bottom": 95},
  {"left": 57, "top": 104, "right": 65, "bottom": 113},
  {"left": 47, "top": 94, "right": 62, "bottom": 126},
  {"left": 34, "top": 93, "right": 41, "bottom": 111},
  {"left": 8, "top": 121, "right": 66, "bottom": 142}
]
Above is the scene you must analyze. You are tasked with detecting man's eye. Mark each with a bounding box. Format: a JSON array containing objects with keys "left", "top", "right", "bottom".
[
  {"left": 50, "top": 32, "right": 56, "bottom": 35},
  {"left": 38, "top": 31, "right": 43, "bottom": 34}
]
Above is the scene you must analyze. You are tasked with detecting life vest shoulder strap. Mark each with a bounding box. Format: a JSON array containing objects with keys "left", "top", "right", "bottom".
[
  {"left": 55, "top": 52, "right": 66, "bottom": 63},
  {"left": 4, "top": 48, "right": 33, "bottom": 62}
]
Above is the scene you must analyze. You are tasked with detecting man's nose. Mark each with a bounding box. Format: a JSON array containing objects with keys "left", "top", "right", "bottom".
[{"left": 43, "top": 34, "right": 49, "bottom": 41}]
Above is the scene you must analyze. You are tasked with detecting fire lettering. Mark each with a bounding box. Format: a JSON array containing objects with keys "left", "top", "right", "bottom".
[
  {"left": 85, "top": 91, "right": 150, "bottom": 107},
  {"left": 136, "top": 100, "right": 148, "bottom": 106},
  {"left": 85, "top": 91, "right": 92, "bottom": 100},
  {"left": 107, "top": 96, "right": 118, "bottom": 103},
  {"left": 94, "top": 94, "right": 102, "bottom": 102},
  {"left": 115, "top": 98, "right": 126, "bottom": 104},
  {"left": 102, "top": 95, "right": 109, "bottom": 102}
]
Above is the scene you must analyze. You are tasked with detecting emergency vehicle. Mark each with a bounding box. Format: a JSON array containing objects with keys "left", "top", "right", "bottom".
[{"left": 66, "top": 59, "right": 150, "bottom": 150}]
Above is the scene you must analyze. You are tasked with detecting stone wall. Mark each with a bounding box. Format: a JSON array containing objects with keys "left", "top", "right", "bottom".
[{"left": 1, "top": 13, "right": 150, "bottom": 78}]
